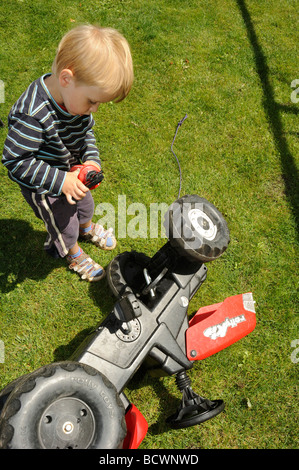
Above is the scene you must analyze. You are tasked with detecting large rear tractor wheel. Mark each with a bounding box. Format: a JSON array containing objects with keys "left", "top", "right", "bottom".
[{"left": 0, "top": 361, "right": 126, "bottom": 449}]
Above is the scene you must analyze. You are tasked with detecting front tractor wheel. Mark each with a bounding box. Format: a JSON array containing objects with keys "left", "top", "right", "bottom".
[{"left": 165, "top": 194, "right": 230, "bottom": 262}]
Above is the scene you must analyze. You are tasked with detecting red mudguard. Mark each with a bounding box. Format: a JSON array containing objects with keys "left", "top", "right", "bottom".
[
  {"left": 123, "top": 404, "right": 148, "bottom": 449},
  {"left": 186, "top": 293, "right": 256, "bottom": 361},
  {"left": 123, "top": 294, "right": 255, "bottom": 448}
]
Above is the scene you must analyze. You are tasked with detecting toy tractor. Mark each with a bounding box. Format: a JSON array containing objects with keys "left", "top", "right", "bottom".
[{"left": 0, "top": 194, "right": 256, "bottom": 449}]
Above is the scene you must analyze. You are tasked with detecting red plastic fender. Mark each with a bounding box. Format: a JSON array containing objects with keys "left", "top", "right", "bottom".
[
  {"left": 123, "top": 404, "right": 148, "bottom": 449},
  {"left": 186, "top": 293, "right": 256, "bottom": 361},
  {"left": 70, "top": 163, "right": 103, "bottom": 190}
]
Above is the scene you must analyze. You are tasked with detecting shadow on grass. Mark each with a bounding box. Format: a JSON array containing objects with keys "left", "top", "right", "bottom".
[
  {"left": 236, "top": 0, "right": 299, "bottom": 236},
  {"left": 0, "top": 218, "right": 64, "bottom": 293},
  {"left": 53, "top": 327, "right": 96, "bottom": 362},
  {"left": 125, "top": 365, "right": 181, "bottom": 437},
  {"left": 53, "top": 282, "right": 117, "bottom": 361}
]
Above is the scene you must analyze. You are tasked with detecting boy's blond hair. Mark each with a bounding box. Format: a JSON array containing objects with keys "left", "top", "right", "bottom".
[{"left": 52, "top": 24, "right": 133, "bottom": 102}]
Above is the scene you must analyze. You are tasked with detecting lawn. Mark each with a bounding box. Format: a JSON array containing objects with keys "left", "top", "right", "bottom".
[{"left": 0, "top": 0, "right": 298, "bottom": 450}]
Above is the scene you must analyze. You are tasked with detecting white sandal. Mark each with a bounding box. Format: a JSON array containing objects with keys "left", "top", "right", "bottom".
[
  {"left": 80, "top": 223, "right": 117, "bottom": 251},
  {"left": 67, "top": 250, "right": 105, "bottom": 282}
]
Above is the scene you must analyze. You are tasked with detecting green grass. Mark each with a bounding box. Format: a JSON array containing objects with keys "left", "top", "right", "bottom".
[{"left": 0, "top": 0, "right": 298, "bottom": 449}]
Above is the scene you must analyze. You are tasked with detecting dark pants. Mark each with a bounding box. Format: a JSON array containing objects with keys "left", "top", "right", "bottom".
[{"left": 21, "top": 187, "right": 94, "bottom": 257}]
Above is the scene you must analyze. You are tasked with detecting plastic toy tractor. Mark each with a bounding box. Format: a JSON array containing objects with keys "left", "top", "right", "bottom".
[{"left": 0, "top": 194, "right": 256, "bottom": 449}]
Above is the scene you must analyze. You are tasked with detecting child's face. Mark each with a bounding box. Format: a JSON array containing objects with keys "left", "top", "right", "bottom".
[{"left": 60, "top": 71, "right": 112, "bottom": 115}]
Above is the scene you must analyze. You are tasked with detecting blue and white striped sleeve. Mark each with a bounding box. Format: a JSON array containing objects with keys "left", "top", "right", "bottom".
[{"left": 2, "top": 114, "right": 66, "bottom": 195}]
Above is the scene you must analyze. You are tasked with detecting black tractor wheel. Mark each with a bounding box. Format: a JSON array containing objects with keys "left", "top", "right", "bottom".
[
  {"left": 0, "top": 373, "right": 32, "bottom": 416},
  {"left": 164, "top": 194, "right": 230, "bottom": 262},
  {"left": 0, "top": 361, "right": 126, "bottom": 449},
  {"left": 107, "top": 251, "right": 151, "bottom": 298}
]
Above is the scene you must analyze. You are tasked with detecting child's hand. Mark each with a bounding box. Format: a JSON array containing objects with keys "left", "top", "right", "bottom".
[
  {"left": 82, "top": 160, "right": 101, "bottom": 170},
  {"left": 62, "top": 169, "right": 89, "bottom": 205}
]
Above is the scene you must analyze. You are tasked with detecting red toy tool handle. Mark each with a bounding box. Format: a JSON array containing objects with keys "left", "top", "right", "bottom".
[{"left": 70, "top": 163, "right": 104, "bottom": 190}]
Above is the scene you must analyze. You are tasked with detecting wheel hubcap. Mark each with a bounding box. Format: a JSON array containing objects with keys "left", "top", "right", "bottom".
[
  {"left": 188, "top": 208, "right": 217, "bottom": 241},
  {"left": 38, "top": 397, "right": 95, "bottom": 449}
]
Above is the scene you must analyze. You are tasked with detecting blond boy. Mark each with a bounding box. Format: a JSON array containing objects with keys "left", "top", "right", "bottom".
[{"left": 2, "top": 25, "right": 133, "bottom": 281}]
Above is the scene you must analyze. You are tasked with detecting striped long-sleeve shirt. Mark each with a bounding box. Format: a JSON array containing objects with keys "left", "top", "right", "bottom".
[{"left": 2, "top": 74, "right": 101, "bottom": 196}]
